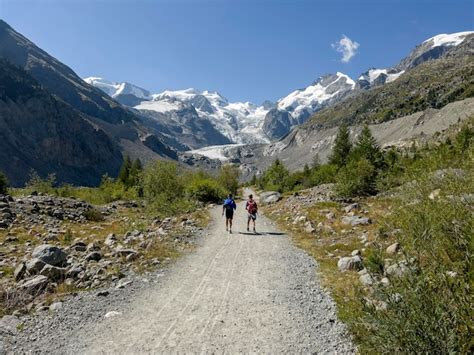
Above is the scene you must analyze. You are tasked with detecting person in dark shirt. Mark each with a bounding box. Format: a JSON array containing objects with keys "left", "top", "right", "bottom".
[{"left": 222, "top": 194, "right": 237, "bottom": 233}]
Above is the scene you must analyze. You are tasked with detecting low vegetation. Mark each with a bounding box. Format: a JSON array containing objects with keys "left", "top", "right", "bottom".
[
  {"left": 259, "top": 118, "right": 473, "bottom": 353},
  {"left": 9, "top": 157, "right": 239, "bottom": 217}
]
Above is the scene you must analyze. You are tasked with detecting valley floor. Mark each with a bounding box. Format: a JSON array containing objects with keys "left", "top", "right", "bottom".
[{"left": 5, "top": 191, "right": 353, "bottom": 354}]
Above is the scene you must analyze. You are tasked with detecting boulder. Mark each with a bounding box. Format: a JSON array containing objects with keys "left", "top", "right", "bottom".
[
  {"left": 386, "top": 242, "right": 400, "bottom": 255},
  {"left": 337, "top": 255, "right": 363, "bottom": 271},
  {"left": 19, "top": 275, "right": 49, "bottom": 294},
  {"left": 259, "top": 191, "right": 281, "bottom": 204},
  {"left": 71, "top": 241, "right": 87, "bottom": 252},
  {"left": 14, "top": 263, "right": 27, "bottom": 281},
  {"left": 25, "top": 258, "right": 47, "bottom": 275},
  {"left": 85, "top": 251, "right": 102, "bottom": 262},
  {"left": 39, "top": 264, "right": 66, "bottom": 281},
  {"left": 341, "top": 216, "right": 371, "bottom": 226},
  {"left": 115, "top": 248, "right": 138, "bottom": 257},
  {"left": 31, "top": 244, "right": 67, "bottom": 266},
  {"left": 359, "top": 273, "right": 374, "bottom": 286}
]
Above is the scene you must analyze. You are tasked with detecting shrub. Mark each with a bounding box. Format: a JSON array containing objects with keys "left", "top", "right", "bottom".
[
  {"left": 309, "top": 164, "right": 338, "bottom": 186},
  {"left": 0, "top": 171, "right": 8, "bottom": 195},
  {"left": 84, "top": 208, "right": 104, "bottom": 222},
  {"left": 336, "top": 158, "right": 377, "bottom": 197},
  {"left": 143, "top": 161, "right": 184, "bottom": 204},
  {"left": 218, "top": 164, "right": 240, "bottom": 196},
  {"left": 186, "top": 178, "right": 226, "bottom": 203},
  {"left": 26, "top": 170, "right": 56, "bottom": 194}
]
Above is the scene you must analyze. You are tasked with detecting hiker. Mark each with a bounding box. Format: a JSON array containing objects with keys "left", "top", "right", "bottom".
[
  {"left": 222, "top": 193, "right": 237, "bottom": 233},
  {"left": 246, "top": 194, "right": 258, "bottom": 233}
]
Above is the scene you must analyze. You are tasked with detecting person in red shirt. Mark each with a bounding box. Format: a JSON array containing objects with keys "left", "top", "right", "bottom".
[{"left": 245, "top": 194, "right": 258, "bottom": 233}]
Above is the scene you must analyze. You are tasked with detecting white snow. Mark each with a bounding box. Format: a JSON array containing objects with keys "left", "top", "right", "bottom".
[
  {"left": 277, "top": 72, "right": 354, "bottom": 119},
  {"left": 134, "top": 100, "right": 180, "bottom": 113},
  {"left": 358, "top": 69, "right": 405, "bottom": 84},
  {"left": 424, "top": 31, "right": 473, "bottom": 49},
  {"left": 84, "top": 77, "right": 150, "bottom": 99},
  {"left": 189, "top": 144, "right": 244, "bottom": 161}
]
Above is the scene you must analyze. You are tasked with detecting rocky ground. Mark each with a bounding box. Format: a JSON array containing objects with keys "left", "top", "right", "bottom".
[
  {"left": 1, "top": 191, "right": 354, "bottom": 354},
  {"left": 261, "top": 184, "right": 409, "bottom": 312},
  {"left": 0, "top": 193, "right": 207, "bottom": 353}
]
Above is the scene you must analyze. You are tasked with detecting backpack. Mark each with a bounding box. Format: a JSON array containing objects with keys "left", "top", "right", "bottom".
[
  {"left": 224, "top": 198, "right": 234, "bottom": 211},
  {"left": 247, "top": 200, "right": 257, "bottom": 214}
]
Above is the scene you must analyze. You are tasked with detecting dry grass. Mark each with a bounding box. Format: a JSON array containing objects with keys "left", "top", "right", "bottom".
[{"left": 263, "top": 193, "right": 401, "bottom": 347}]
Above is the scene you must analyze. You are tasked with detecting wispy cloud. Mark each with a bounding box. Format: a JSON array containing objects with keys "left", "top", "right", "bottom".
[{"left": 332, "top": 35, "right": 360, "bottom": 63}]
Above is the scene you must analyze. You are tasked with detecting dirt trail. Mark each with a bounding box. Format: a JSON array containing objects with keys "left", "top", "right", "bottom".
[{"left": 68, "top": 190, "right": 353, "bottom": 353}]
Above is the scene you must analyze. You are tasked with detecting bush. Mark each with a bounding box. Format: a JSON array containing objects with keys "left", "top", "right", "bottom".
[
  {"left": 0, "top": 171, "right": 8, "bottom": 195},
  {"left": 218, "top": 164, "right": 240, "bottom": 196},
  {"left": 84, "top": 208, "right": 104, "bottom": 222},
  {"left": 336, "top": 158, "right": 377, "bottom": 197},
  {"left": 186, "top": 178, "right": 226, "bottom": 203},
  {"left": 309, "top": 164, "right": 338, "bottom": 186}
]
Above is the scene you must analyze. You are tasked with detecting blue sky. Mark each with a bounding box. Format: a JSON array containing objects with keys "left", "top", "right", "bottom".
[{"left": 1, "top": 0, "right": 473, "bottom": 103}]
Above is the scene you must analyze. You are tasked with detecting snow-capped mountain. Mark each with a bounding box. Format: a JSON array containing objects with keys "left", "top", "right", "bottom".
[
  {"left": 85, "top": 31, "right": 473, "bottom": 151},
  {"left": 84, "top": 77, "right": 151, "bottom": 106},
  {"left": 263, "top": 72, "right": 356, "bottom": 139}
]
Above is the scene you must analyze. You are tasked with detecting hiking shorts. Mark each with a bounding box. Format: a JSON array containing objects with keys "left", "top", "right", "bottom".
[
  {"left": 225, "top": 209, "right": 234, "bottom": 219},
  {"left": 248, "top": 213, "right": 257, "bottom": 221}
]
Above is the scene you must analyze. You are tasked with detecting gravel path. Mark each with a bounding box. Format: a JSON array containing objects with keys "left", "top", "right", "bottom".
[{"left": 5, "top": 191, "right": 354, "bottom": 354}]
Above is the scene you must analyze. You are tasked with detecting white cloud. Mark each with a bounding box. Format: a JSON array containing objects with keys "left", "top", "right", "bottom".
[{"left": 332, "top": 35, "right": 360, "bottom": 63}]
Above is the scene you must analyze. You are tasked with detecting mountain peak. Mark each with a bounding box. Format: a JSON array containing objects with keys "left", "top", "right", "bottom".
[{"left": 423, "top": 31, "right": 474, "bottom": 49}]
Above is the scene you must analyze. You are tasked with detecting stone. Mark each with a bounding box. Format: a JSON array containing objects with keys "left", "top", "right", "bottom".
[
  {"left": 87, "top": 242, "right": 101, "bottom": 252},
  {"left": 104, "top": 234, "right": 117, "bottom": 246},
  {"left": 325, "top": 212, "right": 335, "bottom": 220},
  {"left": 337, "top": 256, "right": 363, "bottom": 271},
  {"left": 385, "top": 261, "right": 409, "bottom": 277},
  {"left": 66, "top": 265, "right": 85, "bottom": 279},
  {"left": 116, "top": 280, "right": 132, "bottom": 289},
  {"left": 85, "top": 251, "right": 102, "bottom": 262},
  {"left": 71, "top": 241, "right": 87, "bottom": 252},
  {"left": 115, "top": 248, "right": 138, "bottom": 257},
  {"left": 428, "top": 189, "right": 441, "bottom": 200},
  {"left": 25, "top": 258, "right": 47, "bottom": 275},
  {"left": 39, "top": 264, "right": 66, "bottom": 281},
  {"left": 31, "top": 244, "right": 67, "bottom": 266},
  {"left": 386, "top": 242, "right": 400, "bottom": 255},
  {"left": 381, "top": 277, "right": 390, "bottom": 286},
  {"left": 359, "top": 273, "right": 374, "bottom": 286},
  {"left": 19, "top": 275, "right": 49, "bottom": 294},
  {"left": 126, "top": 253, "right": 139, "bottom": 262},
  {"left": 343, "top": 203, "right": 359, "bottom": 213},
  {"left": 49, "top": 302, "right": 63, "bottom": 311},
  {"left": 341, "top": 216, "right": 371, "bottom": 226},
  {"left": 96, "top": 290, "right": 110, "bottom": 297},
  {"left": 351, "top": 250, "right": 361, "bottom": 256},
  {"left": 259, "top": 191, "right": 281, "bottom": 204},
  {"left": 14, "top": 263, "right": 27, "bottom": 281},
  {"left": 304, "top": 222, "right": 315, "bottom": 233},
  {"left": 104, "top": 311, "right": 122, "bottom": 319}
]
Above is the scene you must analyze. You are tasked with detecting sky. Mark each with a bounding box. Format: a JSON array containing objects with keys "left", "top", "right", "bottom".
[{"left": 0, "top": 0, "right": 473, "bottom": 103}]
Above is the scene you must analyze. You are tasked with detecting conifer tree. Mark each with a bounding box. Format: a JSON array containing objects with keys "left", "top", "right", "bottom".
[
  {"left": 118, "top": 155, "right": 132, "bottom": 185},
  {"left": 329, "top": 124, "right": 352, "bottom": 167},
  {"left": 352, "top": 124, "right": 383, "bottom": 168}
]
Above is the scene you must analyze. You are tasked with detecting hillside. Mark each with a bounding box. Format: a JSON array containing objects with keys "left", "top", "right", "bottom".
[{"left": 0, "top": 60, "right": 122, "bottom": 186}]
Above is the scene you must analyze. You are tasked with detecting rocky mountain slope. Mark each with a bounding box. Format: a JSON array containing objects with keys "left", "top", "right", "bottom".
[
  {"left": 0, "top": 60, "right": 122, "bottom": 186},
  {"left": 0, "top": 20, "right": 181, "bottom": 186}
]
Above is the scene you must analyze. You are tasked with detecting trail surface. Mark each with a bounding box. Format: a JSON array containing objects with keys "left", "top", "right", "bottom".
[{"left": 8, "top": 191, "right": 354, "bottom": 354}]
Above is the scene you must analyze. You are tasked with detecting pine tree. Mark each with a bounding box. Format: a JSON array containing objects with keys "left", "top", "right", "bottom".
[
  {"left": 311, "top": 154, "right": 321, "bottom": 169},
  {"left": 352, "top": 124, "right": 383, "bottom": 168},
  {"left": 263, "top": 159, "right": 290, "bottom": 192},
  {"left": 250, "top": 174, "right": 257, "bottom": 186},
  {"left": 118, "top": 155, "right": 132, "bottom": 185},
  {"left": 129, "top": 158, "right": 143, "bottom": 187},
  {"left": 329, "top": 124, "right": 352, "bottom": 167},
  {"left": 303, "top": 163, "right": 311, "bottom": 177}
]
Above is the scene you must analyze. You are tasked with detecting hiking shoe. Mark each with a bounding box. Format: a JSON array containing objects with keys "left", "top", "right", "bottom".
[
  {"left": 229, "top": 229, "right": 232, "bottom": 234},
  {"left": 247, "top": 227, "right": 250, "bottom": 232}
]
